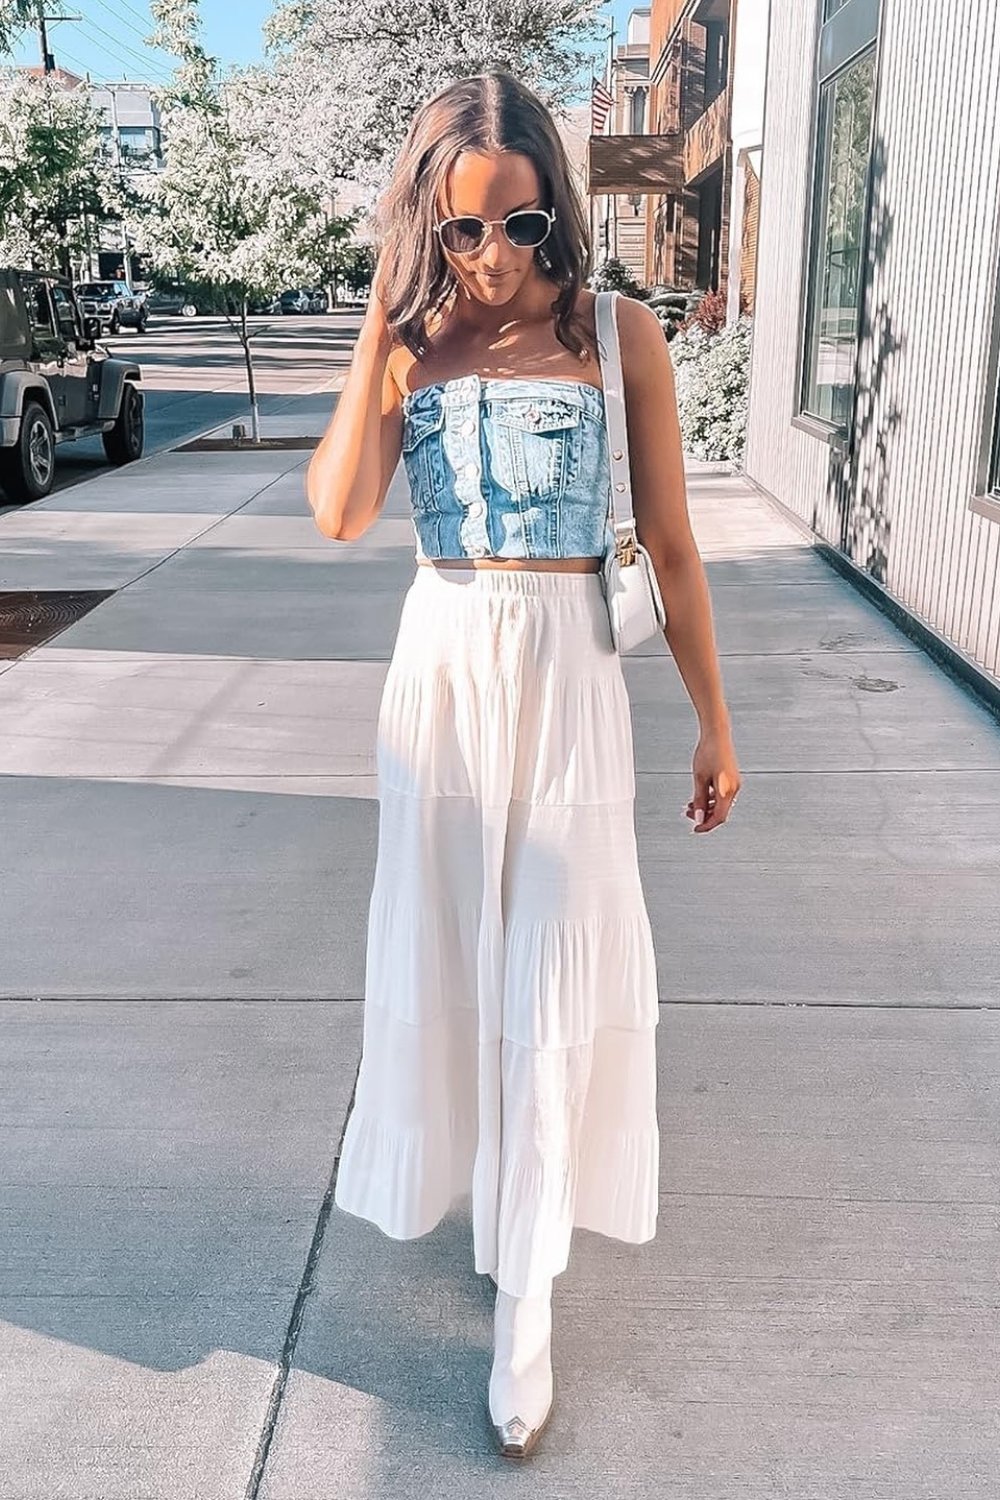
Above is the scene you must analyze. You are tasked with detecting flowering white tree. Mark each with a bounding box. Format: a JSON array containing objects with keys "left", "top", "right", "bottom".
[
  {"left": 0, "top": 68, "right": 109, "bottom": 273},
  {"left": 254, "top": 0, "right": 606, "bottom": 209},
  {"left": 129, "top": 0, "right": 338, "bottom": 440}
]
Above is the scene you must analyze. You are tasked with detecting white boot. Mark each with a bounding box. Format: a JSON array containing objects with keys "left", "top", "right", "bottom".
[{"left": 487, "top": 1281, "right": 554, "bottom": 1457}]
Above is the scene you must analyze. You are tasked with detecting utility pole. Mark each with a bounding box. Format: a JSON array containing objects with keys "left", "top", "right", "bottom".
[
  {"left": 34, "top": 6, "right": 83, "bottom": 76},
  {"left": 107, "top": 85, "right": 134, "bottom": 286},
  {"left": 36, "top": 0, "right": 54, "bottom": 73}
]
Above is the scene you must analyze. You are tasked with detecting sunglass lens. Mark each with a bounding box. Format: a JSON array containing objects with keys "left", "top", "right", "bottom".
[
  {"left": 440, "top": 217, "right": 484, "bottom": 253},
  {"left": 505, "top": 211, "right": 551, "bottom": 247}
]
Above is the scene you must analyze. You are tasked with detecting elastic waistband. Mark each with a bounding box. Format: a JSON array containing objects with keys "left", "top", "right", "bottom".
[{"left": 411, "top": 565, "right": 604, "bottom": 598}]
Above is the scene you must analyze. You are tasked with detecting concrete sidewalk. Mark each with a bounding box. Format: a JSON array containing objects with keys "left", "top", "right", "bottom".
[{"left": 1, "top": 388, "right": 998, "bottom": 1497}]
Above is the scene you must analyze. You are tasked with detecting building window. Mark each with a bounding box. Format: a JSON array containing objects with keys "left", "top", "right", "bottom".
[
  {"left": 704, "top": 21, "right": 729, "bottom": 105},
  {"left": 800, "top": 0, "right": 879, "bottom": 429},
  {"left": 119, "top": 126, "right": 159, "bottom": 160}
]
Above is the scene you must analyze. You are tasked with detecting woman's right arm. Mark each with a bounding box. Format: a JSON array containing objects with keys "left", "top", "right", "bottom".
[{"left": 306, "top": 275, "right": 404, "bottom": 540}]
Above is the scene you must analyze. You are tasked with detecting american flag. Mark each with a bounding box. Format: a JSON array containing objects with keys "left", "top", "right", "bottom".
[{"left": 591, "top": 75, "right": 614, "bottom": 135}]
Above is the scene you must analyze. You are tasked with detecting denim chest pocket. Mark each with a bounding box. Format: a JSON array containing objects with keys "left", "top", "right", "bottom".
[
  {"left": 401, "top": 406, "right": 447, "bottom": 511},
  {"left": 488, "top": 397, "right": 582, "bottom": 504}
]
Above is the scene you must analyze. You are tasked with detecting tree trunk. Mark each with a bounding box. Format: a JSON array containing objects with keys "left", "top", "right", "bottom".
[{"left": 239, "top": 296, "right": 261, "bottom": 443}]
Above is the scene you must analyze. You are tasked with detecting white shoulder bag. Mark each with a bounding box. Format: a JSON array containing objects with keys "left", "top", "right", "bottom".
[{"left": 595, "top": 289, "right": 668, "bottom": 653}]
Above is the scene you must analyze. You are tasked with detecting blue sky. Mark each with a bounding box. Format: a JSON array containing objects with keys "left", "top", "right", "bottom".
[{"left": 10, "top": 0, "right": 632, "bottom": 99}]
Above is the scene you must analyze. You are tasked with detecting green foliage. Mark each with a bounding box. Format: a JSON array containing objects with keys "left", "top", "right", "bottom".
[
  {"left": 589, "top": 257, "right": 648, "bottom": 297},
  {"left": 669, "top": 316, "right": 753, "bottom": 468},
  {"left": 335, "top": 241, "right": 376, "bottom": 296}
]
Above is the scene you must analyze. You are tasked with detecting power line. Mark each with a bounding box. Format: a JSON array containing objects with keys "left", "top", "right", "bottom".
[
  {"left": 55, "top": 44, "right": 113, "bottom": 80},
  {"left": 74, "top": 15, "right": 173, "bottom": 80},
  {"left": 77, "top": 17, "right": 174, "bottom": 79},
  {"left": 88, "top": 0, "right": 157, "bottom": 48},
  {"left": 107, "top": 0, "right": 155, "bottom": 30}
]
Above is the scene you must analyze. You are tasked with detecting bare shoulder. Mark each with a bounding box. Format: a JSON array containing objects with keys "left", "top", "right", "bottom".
[
  {"left": 385, "top": 302, "right": 447, "bottom": 397},
  {"left": 385, "top": 340, "right": 410, "bottom": 401},
  {"left": 615, "top": 295, "right": 675, "bottom": 400}
]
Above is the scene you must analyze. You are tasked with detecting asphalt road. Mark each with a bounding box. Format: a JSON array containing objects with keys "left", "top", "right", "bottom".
[{"left": 0, "top": 310, "right": 356, "bottom": 512}]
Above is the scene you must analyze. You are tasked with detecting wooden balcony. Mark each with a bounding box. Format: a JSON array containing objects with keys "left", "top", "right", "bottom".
[
  {"left": 586, "top": 133, "right": 684, "bottom": 196},
  {"left": 683, "top": 87, "right": 730, "bottom": 185}
]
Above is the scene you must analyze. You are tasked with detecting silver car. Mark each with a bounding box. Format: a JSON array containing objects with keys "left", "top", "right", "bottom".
[{"left": 74, "top": 280, "right": 148, "bottom": 334}]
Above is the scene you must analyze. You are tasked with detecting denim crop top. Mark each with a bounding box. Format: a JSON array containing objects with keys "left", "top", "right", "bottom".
[{"left": 400, "top": 374, "right": 613, "bottom": 560}]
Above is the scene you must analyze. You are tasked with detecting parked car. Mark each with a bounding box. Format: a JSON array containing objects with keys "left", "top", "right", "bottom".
[
  {"left": 279, "top": 287, "right": 330, "bottom": 314},
  {"left": 0, "top": 268, "right": 144, "bottom": 502},
  {"left": 279, "top": 288, "right": 312, "bottom": 315},
  {"left": 144, "top": 287, "right": 198, "bottom": 317},
  {"left": 248, "top": 292, "right": 282, "bottom": 314},
  {"left": 74, "top": 279, "right": 147, "bottom": 334}
]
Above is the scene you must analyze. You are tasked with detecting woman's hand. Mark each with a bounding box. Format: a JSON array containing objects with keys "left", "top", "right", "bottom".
[
  {"left": 361, "top": 254, "right": 392, "bottom": 342},
  {"left": 684, "top": 727, "right": 741, "bottom": 833}
]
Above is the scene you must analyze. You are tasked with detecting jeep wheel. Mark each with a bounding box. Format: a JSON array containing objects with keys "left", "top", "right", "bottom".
[
  {"left": 102, "top": 382, "right": 144, "bottom": 466},
  {"left": 0, "top": 400, "right": 56, "bottom": 502}
]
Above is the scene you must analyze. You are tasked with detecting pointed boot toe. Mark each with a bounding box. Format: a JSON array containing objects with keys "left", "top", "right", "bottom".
[{"left": 487, "top": 1383, "right": 554, "bottom": 1459}]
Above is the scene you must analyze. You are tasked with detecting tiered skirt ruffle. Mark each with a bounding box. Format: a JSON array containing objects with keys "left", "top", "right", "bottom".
[{"left": 334, "top": 565, "right": 660, "bottom": 1296}]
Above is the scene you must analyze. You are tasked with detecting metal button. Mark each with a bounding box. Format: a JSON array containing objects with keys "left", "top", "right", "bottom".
[
  {"left": 469, "top": 542, "right": 489, "bottom": 556},
  {"left": 615, "top": 482, "right": 626, "bottom": 492},
  {"left": 461, "top": 420, "right": 475, "bottom": 435},
  {"left": 612, "top": 449, "right": 624, "bottom": 460},
  {"left": 468, "top": 500, "right": 485, "bottom": 517}
]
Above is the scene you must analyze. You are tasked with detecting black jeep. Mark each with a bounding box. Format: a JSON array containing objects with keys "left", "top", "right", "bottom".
[{"left": 0, "top": 268, "right": 144, "bottom": 502}]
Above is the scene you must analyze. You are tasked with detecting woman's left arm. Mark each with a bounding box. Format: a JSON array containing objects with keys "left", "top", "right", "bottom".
[{"left": 617, "top": 295, "right": 742, "bottom": 833}]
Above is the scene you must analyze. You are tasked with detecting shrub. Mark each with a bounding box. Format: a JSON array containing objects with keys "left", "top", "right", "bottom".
[
  {"left": 669, "top": 315, "right": 752, "bottom": 467},
  {"left": 589, "top": 257, "right": 648, "bottom": 298},
  {"left": 645, "top": 290, "right": 692, "bottom": 342},
  {"left": 676, "top": 286, "right": 728, "bottom": 336}
]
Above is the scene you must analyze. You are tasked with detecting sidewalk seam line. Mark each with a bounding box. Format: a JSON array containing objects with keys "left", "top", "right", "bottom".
[
  {"left": 1, "top": 997, "right": 998, "bottom": 1010},
  {"left": 243, "top": 1059, "right": 359, "bottom": 1500}
]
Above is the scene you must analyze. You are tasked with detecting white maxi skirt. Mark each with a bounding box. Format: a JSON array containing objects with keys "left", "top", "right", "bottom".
[{"left": 334, "top": 564, "right": 660, "bottom": 1296}]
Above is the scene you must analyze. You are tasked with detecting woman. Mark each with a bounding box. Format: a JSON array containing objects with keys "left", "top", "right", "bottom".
[{"left": 306, "top": 70, "right": 741, "bottom": 1458}]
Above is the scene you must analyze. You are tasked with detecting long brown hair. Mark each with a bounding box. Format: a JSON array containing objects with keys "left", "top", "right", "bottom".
[{"left": 372, "top": 71, "right": 594, "bottom": 362}]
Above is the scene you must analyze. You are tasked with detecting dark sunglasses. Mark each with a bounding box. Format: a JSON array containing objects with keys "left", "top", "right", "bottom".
[{"left": 433, "top": 207, "right": 556, "bottom": 255}]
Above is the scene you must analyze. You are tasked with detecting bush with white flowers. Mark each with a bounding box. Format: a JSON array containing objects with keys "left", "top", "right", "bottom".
[{"left": 669, "top": 316, "right": 752, "bottom": 468}]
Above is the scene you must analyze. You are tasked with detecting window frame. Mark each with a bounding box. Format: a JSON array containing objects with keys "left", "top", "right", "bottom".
[
  {"left": 970, "top": 241, "right": 1000, "bottom": 514},
  {"left": 49, "top": 284, "right": 82, "bottom": 345},
  {"left": 27, "top": 280, "right": 59, "bottom": 354},
  {"left": 793, "top": 0, "right": 881, "bottom": 444}
]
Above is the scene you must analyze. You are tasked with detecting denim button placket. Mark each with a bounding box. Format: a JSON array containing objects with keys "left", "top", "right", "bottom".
[{"left": 443, "top": 375, "right": 492, "bottom": 557}]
